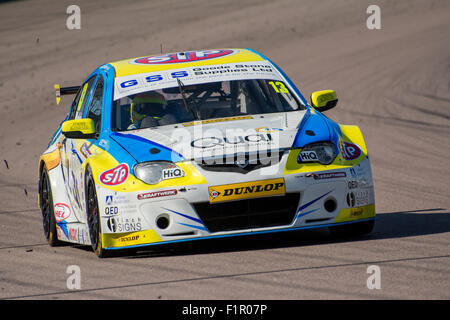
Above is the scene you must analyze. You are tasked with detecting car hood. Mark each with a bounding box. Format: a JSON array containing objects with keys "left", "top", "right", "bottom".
[{"left": 109, "top": 110, "right": 333, "bottom": 163}]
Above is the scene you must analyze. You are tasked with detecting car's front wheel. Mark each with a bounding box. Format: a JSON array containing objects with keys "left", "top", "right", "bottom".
[{"left": 85, "top": 167, "right": 109, "bottom": 258}]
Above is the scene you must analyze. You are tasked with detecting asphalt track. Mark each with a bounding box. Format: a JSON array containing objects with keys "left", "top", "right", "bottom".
[{"left": 0, "top": 0, "right": 449, "bottom": 300}]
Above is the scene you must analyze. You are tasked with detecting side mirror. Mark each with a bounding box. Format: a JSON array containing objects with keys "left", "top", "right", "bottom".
[
  {"left": 61, "top": 118, "right": 97, "bottom": 139},
  {"left": 310, "top": 90, "right": 338, "bottom": 112}
]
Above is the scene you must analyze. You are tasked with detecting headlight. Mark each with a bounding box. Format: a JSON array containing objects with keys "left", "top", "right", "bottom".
[
  {"left": 297, "top": 142, "right": 337, "bottom": 165},
  {"left": 134, "top": 161, "right": 185, "bottom": 185}
]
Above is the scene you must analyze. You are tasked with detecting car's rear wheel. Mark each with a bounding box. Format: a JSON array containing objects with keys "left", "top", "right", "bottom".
[
  {"left": 39, "top": 166, "right": 62, "bottom": 246},
  {"left": 86, "top": 167, "right": 109, "bottom": 258},
  {"left": 329, "top": 219, "right": 375, "bottom": 238}
]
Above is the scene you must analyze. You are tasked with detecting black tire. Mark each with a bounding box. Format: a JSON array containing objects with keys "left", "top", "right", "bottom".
[
  {"left": 39, "top": 166, "right": 62, "bottom": 246},
  {"left": 85, "top": 167, "right": 109, "bottom": 258},
  {"left": 329, "top": 219, "right": 375, "bottom": 238}
]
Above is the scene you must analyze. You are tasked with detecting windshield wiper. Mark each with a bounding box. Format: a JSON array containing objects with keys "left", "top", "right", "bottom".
[{"left": 177, "top": 79, "right": 198, "bottom": 120}]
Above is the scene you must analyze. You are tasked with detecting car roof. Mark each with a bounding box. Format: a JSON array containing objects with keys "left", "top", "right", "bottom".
[{"left": 109, "top": 48, "right": 267, "bottom": 78}]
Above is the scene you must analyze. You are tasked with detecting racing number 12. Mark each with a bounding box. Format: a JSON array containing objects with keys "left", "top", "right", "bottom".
[{"left": 268, "top": 81, "right": 289, "bottom": 94}]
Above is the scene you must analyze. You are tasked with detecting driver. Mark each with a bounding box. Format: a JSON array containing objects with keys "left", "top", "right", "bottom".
[{"left": 128, "top": 91, "right": 167, "bottom": 130}]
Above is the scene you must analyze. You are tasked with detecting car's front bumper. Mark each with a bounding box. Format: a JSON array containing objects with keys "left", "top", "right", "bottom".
[{"left": 98, "top": 156, "right": 375, "bottom": 250}]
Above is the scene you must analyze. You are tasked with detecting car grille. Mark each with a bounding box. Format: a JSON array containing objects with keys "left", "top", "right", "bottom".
[
  {"left": 197, "top": 150, "right": 285, "bottom": 174},
  {"left": 193, "top": 193, "right": 300, "bottom": 233}
]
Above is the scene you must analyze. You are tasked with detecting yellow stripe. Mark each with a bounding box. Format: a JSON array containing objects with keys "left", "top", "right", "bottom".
[
  {"left": 182, "top": 115, "right": 253, "bottom": 127},
  {"left": 77, "top": 83, "right": 88, "bottom": 111}
]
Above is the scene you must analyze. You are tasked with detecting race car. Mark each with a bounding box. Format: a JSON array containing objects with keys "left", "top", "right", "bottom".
[{"left": 38, "top": 48, "right": 375, "bottom": 257}]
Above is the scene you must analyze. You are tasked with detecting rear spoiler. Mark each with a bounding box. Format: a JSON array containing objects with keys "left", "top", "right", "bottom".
[{"left": 54, "top": 84, "right": 80, "bottom": 105}]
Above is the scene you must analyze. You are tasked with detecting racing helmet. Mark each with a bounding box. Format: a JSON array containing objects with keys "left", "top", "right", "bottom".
[{"left": 130, "top": 91, "right": 167, "bottom": 123}]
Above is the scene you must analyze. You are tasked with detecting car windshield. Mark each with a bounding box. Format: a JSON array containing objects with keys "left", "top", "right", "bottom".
[{"left": 112, "top": 79, "right": 305, "bottom": 131}]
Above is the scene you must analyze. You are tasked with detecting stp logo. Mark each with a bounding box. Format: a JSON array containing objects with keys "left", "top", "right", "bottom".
[
  {"left": 99, "top": 164, "right": 129, "bottom": 186},
  {"left": 340, "top": 141, "right": 361, "bottom": 160},
  {"left": 133, "top": 49, "right": 236, "bottom": 64},
  {"left": 54, "top": 203, "right": 71, "bottom": 222},
  {"left": 210, "top": 190, "right": 220, "bottom": 199}
]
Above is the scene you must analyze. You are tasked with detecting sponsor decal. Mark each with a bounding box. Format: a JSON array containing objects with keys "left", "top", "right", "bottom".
[
  {"left": 114, "top": 61, "right": 281, "bottom": 100},
  {"left": 132, "top": 49, "right": 236, "bottom": 65},
  {"left": 347, "top": 190, "right": 370, "bottom": 207},
  {"left": 80, "top": 142, "right": 92, "bottom": 158},
  {"left": 99, "top": 164, "right": 129, "bottom": 186},
  {"left": 349, "top": 207, "right": 364, "bottom": 217},
  {"left": 68, "top": 227, "right": 78, "bottom": 241},
  {"left": 340, "top": 141, "right": 361, "bottom": 160},
  {"left": 162, "top": 167, "right": 184, "bottom": 180},
  {"left": 183, "top": 116, "right": 253, "bottom": 127},
  {"left": 191, "top": 133, "right": 273, "bottom": 148},
  {"left": 349, "top": 165, "right": 367, "bottom": 179},
  {"left": 355, "top": 190, "right": 370, "bottom": 206},
  {"left": 311, "top": 172, "right": 346, "bottom": 180},
  {"left": 210, "top": 190, "right": 220, "bottom": 199},
  {"left": 105, "top": 194, "right": 130, "bottom": 205},
  {"left": 118, "top": 234, "right": 140, "bottom": 243},
  {"left": 348, "top": 180, "right": 358, "bottom": 189},
  {"left": 107, "top": 217, "right": 142, "bottom": 233},
  {"left": 298, "top": 150, "right": 318, "bottom": 162},
  {"left": 106, "top": 217, "right": 118, "bottom": 232},
  {"left": 106, "top": 195, "right": 113, "bottom": 205},
  {"left": 346, "top": 192, "right": 356, "bottom": 207},
  {"left": 137, "top": 189, "right": 178, "bottom": 200},
  {"left": 102, "top": 230, "right": 161, "bottom": 247},
  {"left": 255, "top": 126, "right": 284, "bottom": 133},
  {"left": 54, "top": 203, "right": 71, "bottom": 222},
  {"left": 105, "top": 206, "right": 119, "bottom": 215},
  {"left": 209, "top": 178, "right": 285, "bottom": 203}
]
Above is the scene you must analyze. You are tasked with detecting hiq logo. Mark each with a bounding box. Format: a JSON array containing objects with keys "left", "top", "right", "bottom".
[
  {"left": 298, "top": 151, "right": 318, "bottom": 162},
  {"left": 162, "top": 167, "right": 184, "bottom": 179}
]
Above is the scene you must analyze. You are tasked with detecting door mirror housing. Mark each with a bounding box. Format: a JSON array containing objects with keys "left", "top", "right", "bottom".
[
  {"left": 61, "top": 118, "right": 97, "bottom": 139},
  {"left": 310, "top": 90, "right": 338, "bottom": 112}
]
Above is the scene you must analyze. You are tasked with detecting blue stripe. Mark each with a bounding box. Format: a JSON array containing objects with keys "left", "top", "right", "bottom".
[
  {"left": 296, "top": 208, "right": 319, "bottom": 219},
  {"left": 110, "top": 132, "right": 184, "bottom": 163},
  {"left": 297, "top": 190, "right": 334, "bottom": 213},
  {"left": 92, "top": 136, "right": 137, "bottom": 172},
  {"left": 177, "top": 222, "right": 209, "bottom": 232},
  {"left": 163, "top": 208, "right": 204, "bottom": 225},
  {"left": 105, "top": 217, "right": 376, "bottom": 250},
  {"left": 56, "top": 221, "right": 69, "bottom": 239},
  {"left": 112, "top": 132, "right": 184, "bottom": 158},
  {"left": 71, "top": 148, "right": 83, "bottom": 164}
]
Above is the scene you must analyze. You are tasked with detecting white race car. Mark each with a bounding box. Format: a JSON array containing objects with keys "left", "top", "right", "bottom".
[{"left": 39, "top": 48, "right": 375, "bottom": 257}]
